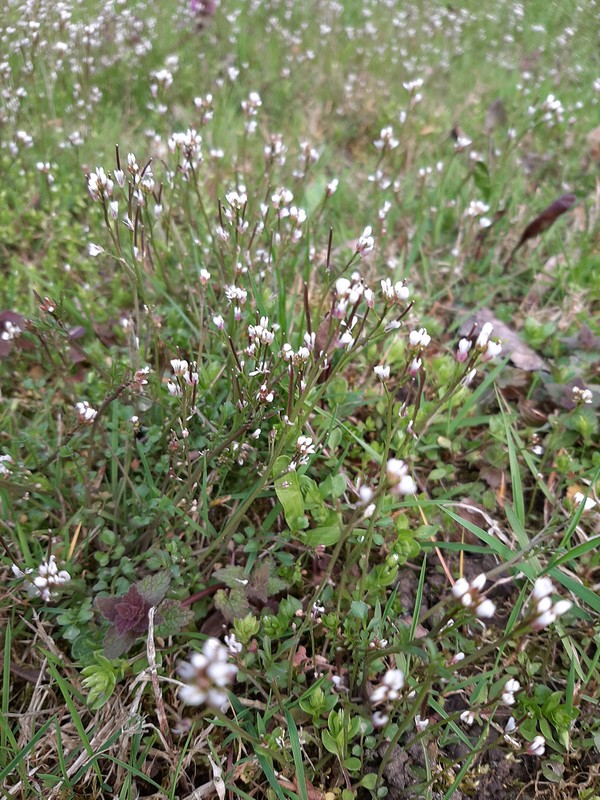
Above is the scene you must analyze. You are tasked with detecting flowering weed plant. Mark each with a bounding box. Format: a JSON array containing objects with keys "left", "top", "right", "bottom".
[{"left": 0, "top": 1, "right": 599, "bottom": 799}]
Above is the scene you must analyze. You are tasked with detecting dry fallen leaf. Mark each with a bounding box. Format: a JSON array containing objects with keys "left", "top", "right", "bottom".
[
  {"left": 505, "top": 193, "right": 577, "bottom": 269},
  {"left": 460, "top": 308, "right": 548, "bottom": 372}
]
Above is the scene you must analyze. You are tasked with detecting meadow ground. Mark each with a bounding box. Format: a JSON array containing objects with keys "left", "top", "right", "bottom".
[{"left": 0, "top": 1, "right": 599, "bottom": 798}]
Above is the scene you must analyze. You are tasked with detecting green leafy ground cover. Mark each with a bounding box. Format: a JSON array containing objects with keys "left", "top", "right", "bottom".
[{"left": 1, "top": 1, "right": 599, "bottom": 798}]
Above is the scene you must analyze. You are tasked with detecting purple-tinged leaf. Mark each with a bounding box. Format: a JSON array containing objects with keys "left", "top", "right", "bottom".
[
  {"left": 95, "top": 595, "right": 120, "bottom": 621},
  {"left": 136, "top": 572, "right": 171, "bottom": 606},
  {"left": 103, "top": 627, "right": 136, "bottom": 659}
]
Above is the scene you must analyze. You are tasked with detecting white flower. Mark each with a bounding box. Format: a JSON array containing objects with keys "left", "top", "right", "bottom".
[
  {"left": 408, "top": 328, "right": 431, "bottom": 349},
  {"left": 75, "top": 401, "right": 97, "bottom": 424},
  {"left": 531, "top": 609, "right": 556, "bottom": 631},
  {"left": 527, "top": 736, "right": 545, "bottom": 756},
  {"left": 571, "top": 386, "right": 593, "bottom": 405},
  {"left": 380, "top": 278, "right": 410, "bottom": 304},
  {"left": 452, "top": 578, "right": 471, "bottom": 600},
  {"left": 369, "top": 668, "right": 405, "bottom": 705},
  {"left": 372, "top": 711, "right": 389, "bottom": 728},
  {"left": 502, "top": 678, "right": 520, "bottom": 705},
  {"left": 573, "top": 491, "right": 597, "bottom": 511},
  {"left": 475, "top": 322, "right": 494, "bottom": 349},
  {"left": 13, "top": 555, "right": 70, "bottom": 602},
  {"left": 224, "top": 634, "right": 243, "bottom": 655},
  {"left": 296, "top": 435, "right": 316, "bottom": 456},
  {"left": 408, "top": 358, "right": 422, "bottom": 376},
  {"left": 415, "top": 715, "right": 429, "bottom": 733},
  {"left": 403, "top": 79, "right": 424, "bottom": 93},
  {"left": 374, "top": 364, "right": 390, "bottom": 381},
  {"left": 460, "top": 710, "right": 474, "bottom": 726},
  {"left": 532, "top": 577, "right": 554, "bottom": 600},
  {"left": 396, "top": 475, "right": 417, "bottom": 495},
  {"left": 88, "top": 243, "right": 104, "bottom": 257},
  {"left": 456, "top": 338, "right": 472, "bottom": 363},
  {"left": 464, "top": 200, "right": 489, "bottom": 218},
  {"left": 356, "top": 226, "right": 375, "bottom": 257},
  {"left": 178, "top": 638, "right": 238, "bottom": 709},
  {"left": 482, "top": 339, "right": 502, "bottom": 362},
  {"left": 87, "top": 167, "right": 113, "bottom": 201},
  {"left": 504, "top": 716, "right": 517, "bottom": 733},
  {"left": 475, "top": 599, "right": 496, "bottom": 619},
  {"left": 386, "top": 459, "right": 406, "bottom": 482},
  {"left": 336, "top": 277, "right": 352, "bottom": 297},
  {"left": 170, "top": 359, "right": 189, "bottom": 376},
  {"left": 248, "top": 317, "right": 275, "bottom": 347},
  {"left": 374, "top": 126, "right": 399, "bottom": 151},
  {"left": 0, "top": 454, "right": 14, "bottom": 474},
  {"left": 462, "top": 368, "right": 477, "bottom": 387},
  {"left": 213, "top": 315, "right": 225, "bottom": 330},
  {"left": 552, "top": 599, "right": 573, "bottom": 617}
]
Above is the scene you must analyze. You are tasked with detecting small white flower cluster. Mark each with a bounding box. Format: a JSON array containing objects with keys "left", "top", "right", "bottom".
[
  {"left": 386, "top": 458, "right": 417, "bottom": 496},
  {"left": 408, "top": 327, "right": 431, "bottom": 350},
  {"left": 501, "top": 677, "right": 521, "bottom": 706},
  {"left": 167, "top": 128, "right": 203, "bottom": 173},
  {"left": 571, "top": 386, "right": 593, "bottom": 405},
  {"left": 539, "top": 94, "right": 564, "bottom": 126},
  {"left": 464, "top": 200, "right": 490, "bottom": 218},
  {"left": 194, "top": 93, "right": 214, "bottom": 125},
  {"left": 403, "top": 78, "right": 424, "bottom": 104},
  {"left": 369, "top": 667, "right": 404, "bottom": 727},
  {"left": 281, "top": 337, "right": 312, "bottom": 366},
  {"left": 248, "top": 316, "right": 275, "bottom": 349},
  {"left": 168, "top": 359, "right": 199, "bottom": 396},
  {"left": 87, "top": 166, "right": 114, "bottom": 201},
  {"left": 12, "top": 555, "right": 71, "bottom": 602},
  {"left": 264, "top": 133, "right": 287, "bottom": 166},
  {"left": 241, "top": 90, "right": 262, "bottom": 134},
  {"left": 529, "top": 576, "right": 572, "bottom": 632},
  {"left": 475, "top": 322, "right": 502, "bottom": 363},
  {"left": 0, "top": 320, "right": 22, "bottom": 341},
  {"left": 177, "top": 638, "right": 238, "bottom": 709},
  {"left": 256, "top": 383, "right": 274, "bottom": 404},
  {"left": 334, "top": 273, "right": 374, "bottom": 317},
  {"left": 224, "top": 285, "right": 248, "bottom": 320},
  {"left": 355, "top": 225, "right": 375, "bottom": 257},
  {"left": 374, "top": 126, "right": 399, "bottom": 151},
  {"left": 464, "top": 199, "right": 492, "bottom": 229},
  {"left": 380, "top": 277, "right": 410, "bottom": 305},
  {"left": 294, "top": 435, "right": 316, "bottom": 467},
  {"left": 0, "top": 454, "right": 14, "bottom": 474},
  {"left": 293, "top": 140, "right": 320, "bottom": 180},
  {"left": 452, "top": 573, "right": 496, "bottom": 619},
  {"left": 75, "top": 401, "right": 98, "bottom": 424}
]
